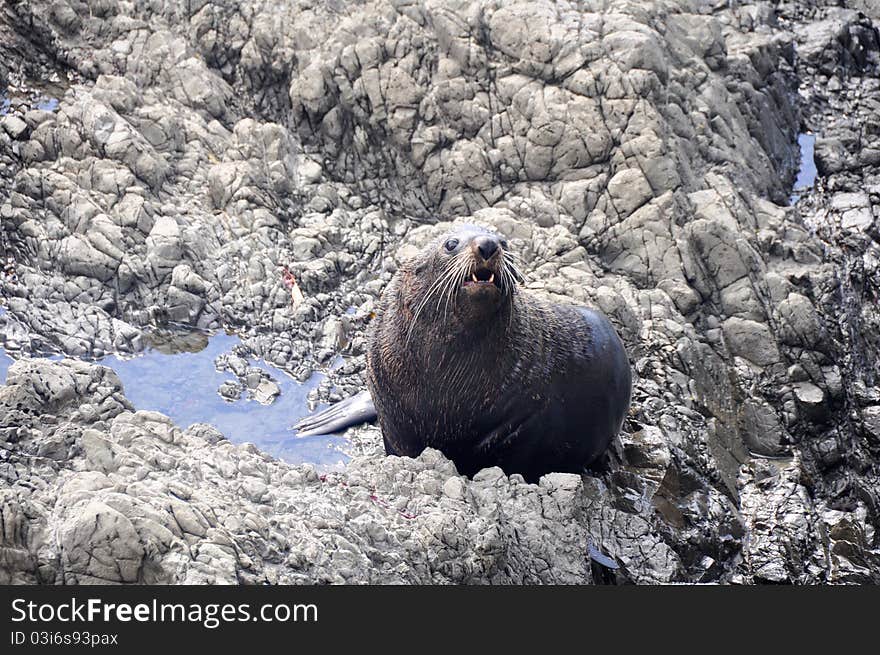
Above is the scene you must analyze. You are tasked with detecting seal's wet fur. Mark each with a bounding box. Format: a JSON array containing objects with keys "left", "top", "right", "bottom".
[{"left": 367, "top": 224, "right": 632, "bottom": 482}]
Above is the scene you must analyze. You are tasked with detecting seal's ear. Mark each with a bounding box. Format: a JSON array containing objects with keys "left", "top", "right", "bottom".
[{"left": 413, "top": 262, "right": 427, "bottom": 275}]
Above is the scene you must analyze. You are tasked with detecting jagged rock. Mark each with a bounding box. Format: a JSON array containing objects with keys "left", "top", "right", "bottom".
[
  {"left": 722, "top": 317, "right": 781, "bottom": 367},
  {"left": 218, "top": 380, "right": 243, "bottom": 401},
  {"left": 1, "top": 115, "right": 29, "bottom": 140},
  {"left": 0, "top": 358, "right": 675, "bottom": 584},
  {"left": 252, "top": 379, "right": 280, "bottom": 405},
  {"left": 0, "top": 0, "right": 878, "bottom": 585},
  {"left": 793, "top": 382, "right": 826, "bottom": 421}
]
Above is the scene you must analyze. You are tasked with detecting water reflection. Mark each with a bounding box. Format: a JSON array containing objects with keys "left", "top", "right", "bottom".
[
  {"left": 791, "top": 133, "right": 818, "bottom": 203},
  {"left": 36, "top": 97, "right": 60, "bottom": 112},
  {"left": 0, "top": 325, "right": 347, "bottom": 468},
  {"left": 0, "top": 348, "right": 11, "bottom": 382}
]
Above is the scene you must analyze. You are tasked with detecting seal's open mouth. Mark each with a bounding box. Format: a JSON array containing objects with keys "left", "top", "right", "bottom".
[{"left": 463, "top": 265, "right": 501, "bottom": 289}]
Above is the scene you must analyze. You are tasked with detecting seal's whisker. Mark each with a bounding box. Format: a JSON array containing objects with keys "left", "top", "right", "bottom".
[
  {"left": 409, "top": 276, "right": 446, "bottom": 336},
  {"left": 441, "top": 253, "right": 470, "bottom": 320},
  {"left": 495, "top": 254, "right": 521, "bottom": 294},
  {"left": 406, "top": 258, "right": 463, "bottom": 346},
  {"left": 502, "top": 256, "right": 525, "bottom": 286},
  {"left": 437, "top": 255, "right": 464, "bottom": 321},
  {"left": 430, "top": 271, "right": 458, "bottom": 321},
  {"left": 505, "top": 254, "right": 528, "bottom": 278}
]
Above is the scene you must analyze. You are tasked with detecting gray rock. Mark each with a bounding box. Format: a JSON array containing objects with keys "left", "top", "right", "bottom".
[
  {"left": 218, "top": 381, "right": 243, "bottom": 401},
  {"left": 60, "top": 500, "right": 145, "bottom": 583},
  {"left": 0, "top": 359, "right": 621, "bottom": 584},
  {"left": 722, "top": 317, "right": 781, "bottom": 367},
  {"left": 253, "top": 379, "right": 280, "bottom": 405},
  {"left": 776, "top": 293, "right": 824, "bottom": 349},
  {"left": 864, "top": 406, "right": 880, "bottom": 443},
  {"left": 1, "top": 0, "right": 879, "bottom": 586},
  {"left": 59, "top": 235, "right": 119, "bottom": 282},
  {"left": 1, "top": 115, "right": 29, "bottom": 140},
  {"left": 793, "top": 382, "right": 826, "bottom": 421}
]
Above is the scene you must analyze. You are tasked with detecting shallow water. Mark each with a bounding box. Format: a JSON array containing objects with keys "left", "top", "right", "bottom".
[
  {"left": 791, "top": 133, "right": 817, "bottom": 203},
  {"left": 35, "top": 97, "right": 59, "bottom": 112},
  {"left": 1, "top": 87, "right": 61, "bottom": 116},
  {"left": 0, "top": 323, "right": 348, "bottom": 468},
  {"left": 0, "top": 348, "right": 11, "bottom": 382}
]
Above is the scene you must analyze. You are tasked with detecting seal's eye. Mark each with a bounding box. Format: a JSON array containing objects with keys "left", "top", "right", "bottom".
[
  {"left": 444, "top": 238, "right": 459, "bottom": 252},
  {"left": 500, "top": 240, "right": 509, "bottom": 250}
]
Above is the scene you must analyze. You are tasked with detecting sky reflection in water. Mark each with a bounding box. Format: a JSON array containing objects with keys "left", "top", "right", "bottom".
[{"left": 0, "top": 328, "right": 347, "bottom": 468}]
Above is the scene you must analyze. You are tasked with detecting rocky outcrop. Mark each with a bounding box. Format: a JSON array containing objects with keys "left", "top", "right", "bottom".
[
  {"left": 1, "top": 0, "right": 878, "bottom": 584},
  {"left": 1, "top": 357, "right": 666, "bottom": 584}
]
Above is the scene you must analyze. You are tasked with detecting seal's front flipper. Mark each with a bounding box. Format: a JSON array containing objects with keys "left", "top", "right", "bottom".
[{"left": 294, "top": 390, "right": 377, "bottom": 436}]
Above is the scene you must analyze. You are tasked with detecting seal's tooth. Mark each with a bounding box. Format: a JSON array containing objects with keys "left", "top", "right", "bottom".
[
  {"left": 471, "top": 272, "right": 479, "bottom": 282},
  {"left": 488, "top": 273, "right": 495, "bottom": 283}
]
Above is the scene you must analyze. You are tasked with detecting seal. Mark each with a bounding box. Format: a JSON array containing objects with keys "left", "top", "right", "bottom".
[{"left": 295, "top": 224, "right": 632, "bottom": 482}]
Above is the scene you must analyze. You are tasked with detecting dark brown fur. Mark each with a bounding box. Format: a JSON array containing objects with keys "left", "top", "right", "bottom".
[{"left": 365, "top": 224, "right": 632, "bottom": 482}]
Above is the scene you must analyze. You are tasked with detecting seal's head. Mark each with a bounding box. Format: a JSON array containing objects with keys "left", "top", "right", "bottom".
[{"left": 403, "top": 224, "right": 523, "bottom": 334}]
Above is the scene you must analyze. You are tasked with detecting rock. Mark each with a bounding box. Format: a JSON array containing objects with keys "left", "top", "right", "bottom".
[
  {"left": 793, "top": 382, "right": 826, "bottom": 421},
  {"left": 620, "top": 425, "right": 672, "bottom": 491},
  {"left": 165, "top": 286, "right": 204, "bottom": 322},
  {"left": 145, "top": 216, "right": 184, "bottom": 280},
  {"left": 861, "top": 406, "right": 880, "bottom": 443},
  {"left": 739, "top": 400, "right": 788, "bottom": 456},
  {"left": 1, "top": 115, "right": 29, "bottom": 140},
  {"left": 252, "top": 379, "right": 280, "bottom": 405},
  {"left": 607, "top": 168, "right": 653, "bottom": 218},
  {"left": 218, "top": 381, "right": 243, "bottom": 401},
  {"left": 1, "top": 0, "right": 879, "bottom": 586},
  {"left": 60, "top": 500, "right": 145, "bottom": 583},
  {"left": 722, "top": 317, "right": 781, "bottom": 367},
  {"left": 738, "top": 457, "right": 823, "bottom": 583},
  {"left": 59, "top": 235, "right": 119, "bottom": 282},
  {"left": 776, "top": 293, "right": 824, "bottom": 349},
  {"left": 442, "top": 476, "right": 466, "bottom": 501},
  {"left": 814, "top": 137, "right": 850, "bottom": 175},
  {"left": 0, "top": 358, "right": 629, "bottom": 584},
  {"left": 298, "top": 158, "right": 323, "bottom": 185},
  {"left": 243, "top": 369, "right": 263, "bottom": 389},
  {"left": 830, "top": 192, "right": 874, "bottom": 229}
]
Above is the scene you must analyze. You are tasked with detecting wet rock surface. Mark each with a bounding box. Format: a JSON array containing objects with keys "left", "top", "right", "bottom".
[{"left": 1, "top": 0, "right": 878, "bottom": 584}]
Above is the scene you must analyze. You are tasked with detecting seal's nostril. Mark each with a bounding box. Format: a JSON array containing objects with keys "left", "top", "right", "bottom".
[{"left": 475, "top": 236, "right": 499, "bottom": 261}]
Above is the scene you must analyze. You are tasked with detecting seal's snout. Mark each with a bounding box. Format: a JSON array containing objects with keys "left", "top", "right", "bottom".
[
  {"left": 464, "top": 237, "right": 503, "bottom": 292},
  {"left": 473, "top": 235, "right": 500, "bottom": 262},
  {"left": 466, "top": 235, "right": 503, "bottom": 291}
]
